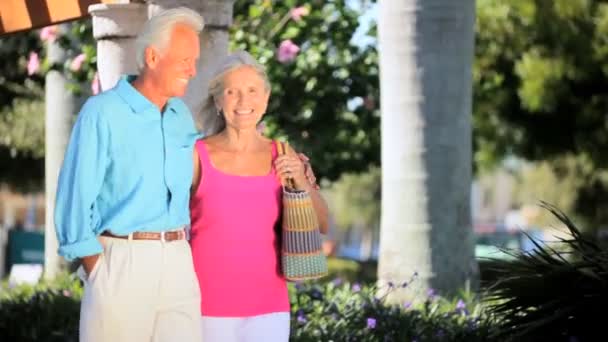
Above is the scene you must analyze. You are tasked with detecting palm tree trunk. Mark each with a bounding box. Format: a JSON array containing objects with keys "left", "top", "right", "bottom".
[{"left": 377, "top": 0, "right": 478, "bottom": 303}]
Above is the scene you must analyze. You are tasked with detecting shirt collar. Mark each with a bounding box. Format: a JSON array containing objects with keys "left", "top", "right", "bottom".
[{"left": 115, "top": 75, "right": 179, "bottom": 115}]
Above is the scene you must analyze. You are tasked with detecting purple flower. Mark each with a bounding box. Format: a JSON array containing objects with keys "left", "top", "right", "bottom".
[
  {"left": 277, "top": 39, "right": 300, "bottom": 63},
  {"left": 403, "top": 301, "right": 412, "bottom": 310},
  {"left": 366, "top": 317, "right": 376, "bottom": 329},
  {"left": 310, "top": 288, "right": 323, "bottom": 300},
  {"left": 295, "top": 281, "right": 304, "bottom": 291},
  {"left": 297, "top": 313, "right": 307, "bottom": 324},
  {"left": 456, "top": 299, "right": 466, "bottom": 310},
  {"left": 352, "top": 283, "right": 361, "bottom": 292},
  {"left": 427, "top": 288, "right": 437, "bottom": 299},
  {"left": 401, "top": 281, "right": 408, "bottom": 288},
  {"left": 332, "top": 277, "right": 343, "bottom": 286},
  {"left": 387, "top": 281, "right": 394, "bottom": 288}
]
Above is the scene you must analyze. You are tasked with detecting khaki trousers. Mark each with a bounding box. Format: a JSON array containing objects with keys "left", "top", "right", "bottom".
[{"left": 77, "top": 235, "right": 202, "bottom": 342}]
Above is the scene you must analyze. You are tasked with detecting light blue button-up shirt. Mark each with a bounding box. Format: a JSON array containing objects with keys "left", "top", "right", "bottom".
[{"left": 54, "top": 76, "right": 201, "bottom": 260}]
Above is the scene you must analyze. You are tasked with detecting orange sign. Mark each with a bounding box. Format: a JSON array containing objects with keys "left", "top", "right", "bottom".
[{"left": 0, "top": 0, "right": 117, "bottom": 35}]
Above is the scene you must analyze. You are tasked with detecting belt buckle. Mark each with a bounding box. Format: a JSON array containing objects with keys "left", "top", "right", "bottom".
[{"left": 160, "top": 231, "right": 166, "bottom": 243}]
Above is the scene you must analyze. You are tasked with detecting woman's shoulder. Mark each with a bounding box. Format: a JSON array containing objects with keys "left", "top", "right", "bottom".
[{"left": 197, "top": 134, "right": 218, "bottom": 145}]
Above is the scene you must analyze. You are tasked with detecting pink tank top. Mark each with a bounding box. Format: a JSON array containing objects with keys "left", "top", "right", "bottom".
[{"left": 189, "top": 139, "right": 289, "bottom": 317}]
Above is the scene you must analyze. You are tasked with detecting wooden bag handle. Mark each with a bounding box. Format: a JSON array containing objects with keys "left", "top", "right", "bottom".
[{"left": 276, "top": 140, "right": 296, "bottom": 190}]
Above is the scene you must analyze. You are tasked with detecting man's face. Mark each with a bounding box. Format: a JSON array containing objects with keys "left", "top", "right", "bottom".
[{"left": 149, "top": 24, "right": 200, "bottom": 98}]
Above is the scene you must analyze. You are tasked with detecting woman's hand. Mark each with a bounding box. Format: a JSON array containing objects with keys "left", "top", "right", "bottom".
[
  {"left": 275, "top": 152, "right": 310, "bottom": 191},
  {"left": 298, "top": 153, "right": 320, "bottom": 190}
]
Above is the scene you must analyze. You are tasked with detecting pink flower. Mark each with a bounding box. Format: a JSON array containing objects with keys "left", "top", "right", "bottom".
[
  {"left": 91, "top": 72, "right": 100, "bottom": 95},
  {"left": 364, "top": 95, "right": 375, "bottom": 110},
  {"left": 290, "top": 6, "right": 310, "bottom": 21},
  {"left": 27, "top": 52, "right": 40, "bottom": 75},
  {"left": 256, "top": 121, "right": 267, "bottom": 135},
  {"left": 277, "top": 40, "right": 300, "bottom": 63},
  {"left": 70, "top": 53, "right": 86, "bottom": 71},
  {"left": 40, "top": 25, "right": 58, "bottom": 42}
]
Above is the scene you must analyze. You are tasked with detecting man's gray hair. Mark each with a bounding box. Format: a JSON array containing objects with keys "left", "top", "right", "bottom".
[
  {"left": 135, "top": 7, "right": 204, "bottom": 71},
  {"left": 200, "top": 50, "right": 271, "bottom": 136}
]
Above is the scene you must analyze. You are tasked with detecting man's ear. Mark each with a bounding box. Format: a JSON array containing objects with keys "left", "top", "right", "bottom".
[{"left": 144, "top": 46, "right": 159, "bottom": 69}]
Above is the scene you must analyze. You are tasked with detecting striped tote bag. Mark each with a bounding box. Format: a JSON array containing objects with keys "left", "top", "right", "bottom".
[{"left": 276, "top": 141, "right": 328, "bottom": 281}]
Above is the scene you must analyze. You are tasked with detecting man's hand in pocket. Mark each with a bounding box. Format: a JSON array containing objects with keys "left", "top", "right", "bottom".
[{"left": 81, "top": 254, "right": 102, "bottom": 277}]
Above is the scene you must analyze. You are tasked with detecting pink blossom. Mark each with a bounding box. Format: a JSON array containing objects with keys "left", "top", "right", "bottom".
[
  {"left": 290, "top": 6, "right": 310, "bottom": 21},
  {"left": 27, "top": 52, "right": 40, "bottom": 75},
  {"left": 91, "top": 72, "right": 100, "bottom": 95},
  {"left": 70, "top": 53, "right": 86, "bottom": 71},
  {"left": 364, "top": 95, "right": 375, "bottom": 110},
  {"left": 40, "top": 25, "right": 58, "bottom": 42},
  {"left": 277, "top": 40, "right": 300, "bottom": 63},
  {"left": 256, "top": 121, "right": 267, "bottom": 135}
]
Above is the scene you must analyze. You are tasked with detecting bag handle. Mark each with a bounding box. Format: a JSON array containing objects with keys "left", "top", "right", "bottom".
[{"left": 275, "top": 140, "right": 296, "bottom": 190}]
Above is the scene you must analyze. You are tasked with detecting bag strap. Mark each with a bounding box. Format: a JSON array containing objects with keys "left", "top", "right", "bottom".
[{"left": 275, "top": 140, "right": 295, "bottom": 190}]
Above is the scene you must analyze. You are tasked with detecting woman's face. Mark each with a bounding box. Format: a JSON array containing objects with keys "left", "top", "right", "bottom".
[{"left": 217, "top": 66, "right": 270, "bottom": 131}]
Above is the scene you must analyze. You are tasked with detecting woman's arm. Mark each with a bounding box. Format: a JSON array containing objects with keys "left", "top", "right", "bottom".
[
  {"left": 191, "top": 146, "right": 201, "bottom": 195},
  {"left": 306, "top": 183, "right": 330, "bottom": 235}
]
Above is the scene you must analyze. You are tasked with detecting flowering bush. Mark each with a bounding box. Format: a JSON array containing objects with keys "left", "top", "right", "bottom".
[
  {"left": 27, "top": 21, "right": 99, "bottom": 96},
  {"left": 0, "top": 272, "right": 496, "bottom": 341},
  {"left": 289, "top": 280, "right": 496, "bottom": 342}
]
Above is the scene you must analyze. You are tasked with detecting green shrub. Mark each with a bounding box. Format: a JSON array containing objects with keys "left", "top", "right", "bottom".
[
  {"left": 481, "top": 203, "right": 608, "bottom": 342},
  {"left": 288, "top": 280, "right": 496, "bottom": 341},
  {"left": 1, "top": 271, "right": 497, "bottom": 341},
  {"left": 0, "top": 272, "right": 82, "bottom": 341}
]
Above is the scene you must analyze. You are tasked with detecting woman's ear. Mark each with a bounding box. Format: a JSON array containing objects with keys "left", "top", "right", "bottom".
[{"left": 214, "top": 97, "right": 223, "bottom": 112}]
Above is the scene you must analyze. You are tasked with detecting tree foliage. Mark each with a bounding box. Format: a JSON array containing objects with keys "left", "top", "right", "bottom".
[
  {"left": 474, "top": 0, "right": 608, "bottom": 170},
  {"left": 231, "top": 0, "right": 379, "bottom": 181},
  {"left": 328, "top": 166, "right": 380, "bottom": 230},
  {"left": 474, "top": 0, "right": 608, "bottom": 227}
]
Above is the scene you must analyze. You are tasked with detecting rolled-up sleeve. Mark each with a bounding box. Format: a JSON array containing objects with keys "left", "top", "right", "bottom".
[{"left": 54, "top": 99, "right": 110, "bottom": 261}]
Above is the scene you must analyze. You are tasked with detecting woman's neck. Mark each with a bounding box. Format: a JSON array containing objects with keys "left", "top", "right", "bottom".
[{"left": 216, "top": 128, "right": 265, "bottom": 152}]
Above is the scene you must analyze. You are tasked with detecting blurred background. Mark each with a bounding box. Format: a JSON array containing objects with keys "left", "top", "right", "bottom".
[{"left": 1, "top": 0, "right": 607, "bottom": 285}]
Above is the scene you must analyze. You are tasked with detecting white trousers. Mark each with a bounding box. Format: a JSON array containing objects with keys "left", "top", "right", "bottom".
[
  {"left": 201, "top": 312, "right": 290, "bottom": 342},
  {"left": 78, "top": 236, "right": 202, "bottom": 342}
]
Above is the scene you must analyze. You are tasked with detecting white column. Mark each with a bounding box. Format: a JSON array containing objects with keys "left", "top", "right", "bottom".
[
  {"left": 89, "top": 3, "right": 149, "bottom": 90},
  {"left": 44, "top": 24, "right": 75, "bottom": 279}
]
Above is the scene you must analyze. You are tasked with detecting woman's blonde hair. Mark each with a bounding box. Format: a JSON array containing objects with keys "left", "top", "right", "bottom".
[{"left": 200, "top": 50, "right": 271, "bottom": 136}]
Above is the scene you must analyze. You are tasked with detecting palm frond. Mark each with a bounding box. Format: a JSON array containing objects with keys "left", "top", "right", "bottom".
[{"left": 480, "top": 202, "right": 608, "bottom": 342}]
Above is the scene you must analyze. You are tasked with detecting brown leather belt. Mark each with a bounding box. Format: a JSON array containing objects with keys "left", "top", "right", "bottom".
[{"left": 101, "top": 229, "right": 187, "bottom": 242}]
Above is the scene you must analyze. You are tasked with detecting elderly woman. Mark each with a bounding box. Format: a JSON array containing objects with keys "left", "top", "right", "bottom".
[{"left": 189, "top": 51, "right": 329, "bottom": 341}]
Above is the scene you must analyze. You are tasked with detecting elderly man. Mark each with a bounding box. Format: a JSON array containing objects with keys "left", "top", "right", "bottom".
[{"left": 54, "top": 7, "right": 204, "bottom": 341}]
